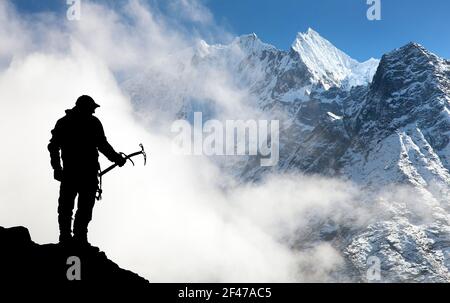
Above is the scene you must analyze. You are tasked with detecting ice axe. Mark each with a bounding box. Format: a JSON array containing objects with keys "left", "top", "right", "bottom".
[{"left": 96, "top": 143, "right": 147, "bottom": 200}]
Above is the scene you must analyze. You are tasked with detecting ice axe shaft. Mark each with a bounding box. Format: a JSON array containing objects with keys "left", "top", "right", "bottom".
[
  {"left": 100, "top": 143, "right": 146, "bottom": 177},
  {"left": 96, "top": 144, "right": 146, "bottom": 201}
]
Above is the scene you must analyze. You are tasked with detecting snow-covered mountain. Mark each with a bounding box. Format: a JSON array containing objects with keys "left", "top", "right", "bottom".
[
  {"left": 124, "top": 29, "right": 379, "bottom": 124},
  {"left": 192, "top": 29, "right": 378, "bottom": 107},
  {"left": 122, "top": 29, "right": 450, "bottom": 282},
  {"left": 342, "top": 43, "right": 450, "bottom": 282},
  {"left": 292, "top": 28, "right": 378, "bottom": 89}
]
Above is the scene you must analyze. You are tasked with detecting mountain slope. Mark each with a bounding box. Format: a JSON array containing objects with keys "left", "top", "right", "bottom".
[{"left": 342, "top": 42, "right": 450, "bottom": 187}]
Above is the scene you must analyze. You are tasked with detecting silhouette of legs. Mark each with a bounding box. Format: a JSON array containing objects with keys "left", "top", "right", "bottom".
[
  {"left": 73, "top": 187, "right": 96, "bottom": 244},
  {"left": 58, "top": 182, "right": 77, "bottom": 243},
  {"left": 57, "top": 171, "right": 98, "bottom": 246}
]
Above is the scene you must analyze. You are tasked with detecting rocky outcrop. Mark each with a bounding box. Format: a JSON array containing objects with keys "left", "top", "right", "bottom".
[{"left": 0, "top": 226, "right": 150, "bottom": 289}]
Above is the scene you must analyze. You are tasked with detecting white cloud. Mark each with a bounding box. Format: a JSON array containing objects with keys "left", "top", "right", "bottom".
[{"left": 168, "top": 0, "right": 214, "bottom": 24}]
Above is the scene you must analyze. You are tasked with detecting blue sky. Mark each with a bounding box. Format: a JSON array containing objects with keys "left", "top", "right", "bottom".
[
  {"left": 205, "top": 0, "right": 450, "bottom": 61},
  {"left": 11, "top": 0, "right": 450, "bottom": 61}
]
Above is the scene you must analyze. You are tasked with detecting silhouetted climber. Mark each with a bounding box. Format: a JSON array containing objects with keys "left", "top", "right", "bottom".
[{"left": 48, "top": 95, "right": 126, "bottom": 246}]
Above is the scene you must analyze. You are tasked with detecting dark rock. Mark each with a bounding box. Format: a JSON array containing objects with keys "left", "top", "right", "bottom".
[{"left": 0, "top": 226, "right": 150, "bottom": 291}]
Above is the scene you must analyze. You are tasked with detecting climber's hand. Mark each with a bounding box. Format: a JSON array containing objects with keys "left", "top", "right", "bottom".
[
  {"left": 54, "top": 169, "right": 63, "bottom": 182},
  {"left": 116, "top": 154, "right": 127, "bottom": 167}
]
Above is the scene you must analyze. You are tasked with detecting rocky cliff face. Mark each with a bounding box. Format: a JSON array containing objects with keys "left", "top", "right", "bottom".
[{"left": 0, "top": 226, "right": 150, "bottom": 288}]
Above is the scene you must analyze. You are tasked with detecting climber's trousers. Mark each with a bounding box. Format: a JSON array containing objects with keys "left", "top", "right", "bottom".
[{"left": 57, "top": 179, "right": 97, "bottom": 238}]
